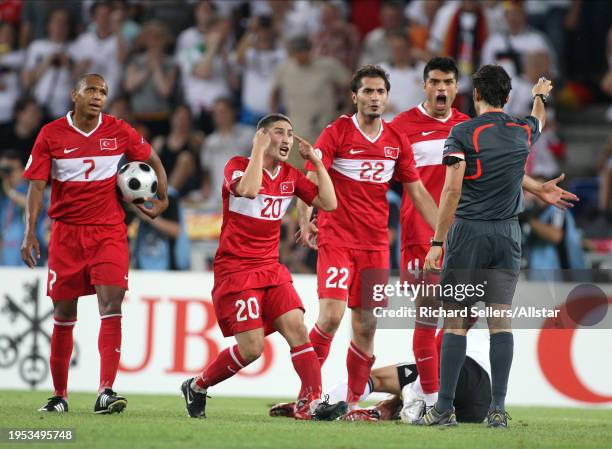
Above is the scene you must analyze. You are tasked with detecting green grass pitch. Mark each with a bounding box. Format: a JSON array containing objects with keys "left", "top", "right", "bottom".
[{"left": 2, "top": 390, "right": 611, "bottom": 449}]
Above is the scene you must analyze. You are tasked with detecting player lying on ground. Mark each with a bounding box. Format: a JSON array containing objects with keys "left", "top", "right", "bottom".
[
  {"left": 21, "top": 73, "right": 169, "bottom": 414},
  {"left": 270, "top": 329, "right": 490, "bottom": 422},
  {"left": 180, "top": 114, "right": 345, "bottom": 420}
]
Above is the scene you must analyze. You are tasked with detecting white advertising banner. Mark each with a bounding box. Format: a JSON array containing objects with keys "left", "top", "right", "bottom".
[{"left": 0, "top": 267, "right": 611, "bottom": 407}]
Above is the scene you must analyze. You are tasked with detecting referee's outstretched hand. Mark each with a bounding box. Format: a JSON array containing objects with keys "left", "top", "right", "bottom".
[{"left": 539, "top": 173, "right": 579, "bottom": 209}]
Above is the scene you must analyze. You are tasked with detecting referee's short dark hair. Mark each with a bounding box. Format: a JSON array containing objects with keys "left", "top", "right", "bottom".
[
  {"left": 473, "top": 65, "right": 512, "bottom": 108},
  {"left": 256, "top": 113, "right": 292, "bottom": 130},
  {"left": 350, "top": 65, "right": 391, "bottom": 93},
  {"left": 423, "top": 57, "right": 459, "bottom": 82}
]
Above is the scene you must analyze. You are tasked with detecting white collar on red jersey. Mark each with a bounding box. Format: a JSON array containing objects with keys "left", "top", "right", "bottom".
[
  {"left": 264, "top": 165, "right": 281, "bottom": 180},
  {"left": 417, "top": 103, "right": 453, "bottom": 123},
  {"left": 351, "top": 113, "right": 383, "bottom": 143},
  {"left": 66, "top": 111, "right": 103, "bottom": 137}
]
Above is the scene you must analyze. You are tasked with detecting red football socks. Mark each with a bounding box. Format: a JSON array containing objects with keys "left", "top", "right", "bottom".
[
  {"left": 50, "top": 317, "right": 76, "bottom": 398},
  {"left": 346, "top": 341, "right": 375, "bottom": 405},
  {"left": 413, "top": 325, "right": 439, "bottom": 394},
  {"left": 291, "top": 343, "right": 322, "bottom": 399},
  {"left": 309, "top": 323, "right": 334, "bottom": 367},
  {"left": 194, "top": 345, "right": 248, "bottom": 390},
  {"left": 98, "top": 315, "right": 122, "bottom": 392}
]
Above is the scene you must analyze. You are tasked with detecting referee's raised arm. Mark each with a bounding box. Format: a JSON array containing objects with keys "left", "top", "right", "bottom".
[{"left": 531, "top": 77, "right": 553, "bottom": 130}]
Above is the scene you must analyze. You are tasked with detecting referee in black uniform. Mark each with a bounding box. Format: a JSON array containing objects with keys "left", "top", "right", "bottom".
[{"left": 416, "top": 65, "right": 577, "bottom": 428}]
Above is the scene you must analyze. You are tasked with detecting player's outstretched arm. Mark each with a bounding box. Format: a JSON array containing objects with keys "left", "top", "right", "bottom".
[
  {"left": 403, "top": 180, "right": 438, "bottom": 230},
  {"left": 522, "top": 173, "right": 579, "bottom": 209},
  {"left": 20, "top": 179, "right": 46, "bottom": 268},
  {"left": 138, "top": 149, "right": 169, "bottom": 219},
  {"left": 424, "top": 161, "right": 466, "bottom": 271},
  {"left": 295, "top": 134, "right": 336, "bottom": 212},
  {"left": 236, "top": 128, "right": 269, "bottom": 198}
]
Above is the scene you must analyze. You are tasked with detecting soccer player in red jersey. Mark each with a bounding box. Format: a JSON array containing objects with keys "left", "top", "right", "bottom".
[
  {"left": 180, "top": 114, "right": 341, "bottom": 420},
  {"left": 391, "top": 57, "right": 468, "bottom": 410},
  {"left": 21, "top": 74, "right": 169, "bottom": 414},
  {"left": 297, "top": 65, "right": 438, "bottom": 411}
]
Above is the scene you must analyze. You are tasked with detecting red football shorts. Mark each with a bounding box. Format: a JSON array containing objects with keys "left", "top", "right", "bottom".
[
  {"left": 47, "top": 221, "right": 129, "bottom": 301},
  {"left": 317, "top": 245, "right": 389, "bottom": 309},
  {"left": 212, "top": 276, "right": 304, "bottom": 338},
  {"left": 401, "top": 244, "right": 430, "bottom": 271}
]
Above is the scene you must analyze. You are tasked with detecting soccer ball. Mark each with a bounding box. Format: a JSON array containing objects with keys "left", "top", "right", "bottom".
[{"left": 117, "top": 162, "right": 158, "bottom": 204}]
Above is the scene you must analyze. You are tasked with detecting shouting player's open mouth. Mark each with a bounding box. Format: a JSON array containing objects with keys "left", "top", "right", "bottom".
[
  {"left": 435, "top": 94, "right": 447, "bottom": 109},
  {"left": 89, "top": 102, "right": 102, "bottom": 112},
  {"left": 279, "top": 145, "right": 290, "bottom": 157}
]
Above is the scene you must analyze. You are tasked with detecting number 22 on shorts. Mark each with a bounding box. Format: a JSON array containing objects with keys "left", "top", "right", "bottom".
[{"left": 325, "top": 267, "right": 349, "bottom": 289}]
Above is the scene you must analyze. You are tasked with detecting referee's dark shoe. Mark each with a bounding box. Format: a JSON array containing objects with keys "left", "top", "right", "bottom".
[
  {"left": 487, "top": 408, "right": 511, "bottom": 428},
  {"left": 38, "top": 396, "right": 68, "bottom": 412},
  {"left": 414, "top": 405, "right": 457, "bottom": 426},
  {"left": 94, "top": 389, "right": 127, "bottom": 414}
]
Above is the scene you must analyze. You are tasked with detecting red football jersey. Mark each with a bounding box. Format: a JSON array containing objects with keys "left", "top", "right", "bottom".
[
  {"left": 392, "top": 104, "right": 469, "bottom": 246},
  {"left": 214, "top": 156, "right": 319, "bottom": 280},
  {"left": 305, "top": 114, "right": 419, "bottom": 250},
  {"left": 24, "top": 113, "right": 151, "bottom": 225}
]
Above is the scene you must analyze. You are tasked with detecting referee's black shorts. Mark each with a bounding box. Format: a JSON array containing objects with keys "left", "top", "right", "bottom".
[
  {"left": 440, "top": 217, "right": 521, "bottom": 306},
  {"left": 397, "top": 356, "right": 491, "bottom": 423}
]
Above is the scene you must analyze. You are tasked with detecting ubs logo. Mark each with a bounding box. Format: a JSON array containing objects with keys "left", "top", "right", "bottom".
[{"left": 0, "top": 279, "right": 79, "bottom": 387}]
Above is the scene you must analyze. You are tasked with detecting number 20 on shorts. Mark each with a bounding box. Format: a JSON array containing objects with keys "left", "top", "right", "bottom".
[{"left": 235, "top": 297, "right": 260, "bottom": 322}]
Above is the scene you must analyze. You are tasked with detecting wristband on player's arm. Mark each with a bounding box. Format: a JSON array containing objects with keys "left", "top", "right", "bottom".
[
  {"left": 533, "top": 94, "right": 547, "bottom": 105},
  {"left": 430, "top": 239, "right": 444, "bottom": 247}
]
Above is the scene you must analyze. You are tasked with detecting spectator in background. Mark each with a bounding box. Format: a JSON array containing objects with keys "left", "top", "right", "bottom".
[
  {"left": 270, "top": 35, "right": 349, "bottom": 167},
  {"left": 428, "top": 0, "right": 489, "bottom": 112},
  {"left": 505, "top": 51, "right": 563, "bottom": 179},
  {"left": 360, "top": 0, "right": 406, "bottom": 67},
  {"left": 200, "top": 97, "right": 253, "bottom": 205},
  {"left": 176, "top": 15, "right": 232, "bottom": 133},
  {"left": 378, "top": 30, "right": 424, "bottom": 121},
  {"left": 405, "top": 0, "right": 443, "bottom": 52},
  {"left": 0, "top": 150, "right": 48, "bottom": 266},
  {"left": 312, "top": 2, "right": 360, "bottom": 71},
  {"left": 175, "top": 0, "right": 217, "bottom": 57},
  {"left": 131, "top": 190, "right": 191, "bottom": 271},
  {"left": 21, "top": 8, "right": 74, "bottom": 119},
  {"left": 109, "top": 0, "right": 141, "bottom": 47},
  {"left": 71, "top": 1, "right": 127, "bottom": 103},
  {"left": 151, "top": 105, "right": 202, "bottom": 195},
  {"left": 601, "top": 26, "right": 612, "bottom": 122},
  {"left": 481, "top": 0, "right": 557, "bottom": 80},
  {"left": 0, "top": 97, "right": 42, "bottom": 167},
  {"left": 233, "top": 14, "right": 285, "bottom": 126},
  {"left": 124, "top": 20, "right": 177, "bottom": 137},
  {"left": 596, "top": 136, "right": 612, "bottom": 222},
  {"left": 0, "top": 22, "right": 24, "bottom": 127},
  {"left": 265, "top": 0, "right": 321, "bottom": 41},
  {"left": 522, "top": 184, "right": 587, "bottom": 277},
  {"left": 19, "top": 0, "right": 81, "bottom": 49}
]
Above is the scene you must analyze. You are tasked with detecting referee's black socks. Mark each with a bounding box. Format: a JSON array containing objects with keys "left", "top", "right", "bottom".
[
  {"left": 437, "top": 333, "right": 467, "bottom": 413},
  {"left": 489, "top": 332, "right": 514, "bottom": 411}
]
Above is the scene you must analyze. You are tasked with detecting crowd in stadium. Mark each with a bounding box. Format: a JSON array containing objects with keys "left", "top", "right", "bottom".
[{"left": 0, "top": 0, "right": 610, "bottom": 272}]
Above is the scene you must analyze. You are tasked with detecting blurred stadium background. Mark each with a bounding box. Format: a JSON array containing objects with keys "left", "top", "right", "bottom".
[{"left": 1, "top": 0, "right": 611, "bottom": 422}]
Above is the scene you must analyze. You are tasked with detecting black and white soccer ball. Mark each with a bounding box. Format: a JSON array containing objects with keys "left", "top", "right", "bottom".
[{"left": 117, "top": 162, "right": 158, "bottom": 204}]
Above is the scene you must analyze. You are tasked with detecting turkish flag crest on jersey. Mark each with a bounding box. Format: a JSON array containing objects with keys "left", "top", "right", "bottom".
[
  {"left": 384, "top": 146, "right": 399, "bottom": 159},
  {"left": 100, "top": 138, "right": 117, "bottom": 151},
  {"left": 280, "top": 181, "right": 295, "bottom": 194}
]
